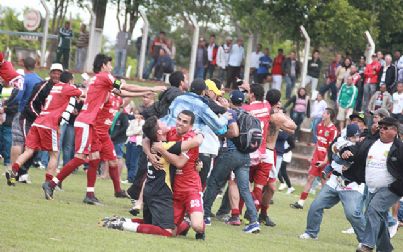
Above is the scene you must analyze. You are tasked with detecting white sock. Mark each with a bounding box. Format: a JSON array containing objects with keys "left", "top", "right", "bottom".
[
  {"left": 123, "top": 222, "right": 139, "bottom": 232},
  {"left": 298, "top": 199, "right": 305, "bottom": 206},
  {"left": 52, "top": 177, "right": 59, "bottom": 184}
]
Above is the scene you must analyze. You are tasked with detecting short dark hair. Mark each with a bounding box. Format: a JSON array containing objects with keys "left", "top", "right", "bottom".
[
  {"left": 23, "top": 57, "right": 36, "bottom": 71},
  {"left": 211, "top": 78, "right": 222, "bottom": 90},
  {"left": 325, "top": 108, "right": 335, "bottom": 121},
  {"left": 142, "top": 116, "right": 159, "bottom": 143},
  {"left": 278, "top": 48, "right": 284, "bottom": 53},
  {"left": 169, "top": 71, "right": 184, "bottom": 87},
  {"left": 60, "top": 71, "right": 74, "bottom": 83},
  {"left": 313, "top": 49, "right": 320, "bottom": 54},
  {"left": 250, "top": 84, "right": 264, "bottom": 101},
  {"left": 159, "top": 31, "right": 166, "bottom": 35},
  {"left": 210, "top": 34, "right": 216, "bottom": 38},
  {"left": 266, "top": 89, "right": 281, "bottom": 106},
  {"left": 93, "top": 53, "right": 112, "bottom": 73},
  {"left": 178, "top": 110, "right": 195, "bottom": 125}
]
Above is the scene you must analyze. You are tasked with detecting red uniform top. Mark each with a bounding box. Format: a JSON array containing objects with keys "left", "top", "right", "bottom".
[
  {"left": 94, "top": 94, "right": 122, "bottom": 136},
  {"left": 0, "top": 61, "right": 20, "bottom": 86},
  {"left": 313, "top": 121, "right": 337, "bottom": 162},
  {"left": 364, "top": 61, "right": 381, "bottom": 84},
  {"left": 33, "top": 83, "right": 82, "bottom": 130},
  {"left": 242, "top": 101, "right": 271, "bottom": 153},
  {"left": 167, "top": 128, "right": 201, "bottom": 193},
  {"left": 271, "top": 55, "right": 285, "bottom": 75},
  {"left": 76, "top": 72, "right": 114, "bottom": 125},
  {"left": 351, "top": 72, "right": 361, "bottom": 85}
]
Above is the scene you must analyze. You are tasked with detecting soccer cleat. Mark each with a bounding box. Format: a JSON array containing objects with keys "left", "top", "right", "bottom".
[
  {"left": 83, "top": 195, "right": 102, "bottom": 205},
  {"left": 278, "top": 183, "right": 287, "bottom": 191},
  {"left": 258, "top": 214, "right": 276, "bottom": 227},
  {"left": 286, "top": 187, "right": 295, "bottom": 194},
  {"left": 99, "top": 216, "right": 125, "bottom": 230},
  {"left": 299, "top": 233, "right": 318, "bottom": 240},
  {"left": 115, "top": 190, "right": 130, "bottom": 198},
  {"left": 215, "top": 213, "right": 230, "bottom": 222},
  {"left": 243, "top": 222, "right": 260, "bottom": 234},
  {"left": 290, "top": 202, "right": 303, "bottom": 209},
  {"left": 204, "top": 217, "right": 211, "bottom": 226},
  {"left": 5, "top": 171, "right": 17, "bottom": 186},
  {"left": 42, "top": 181, "right": 54, "bottom": 200},
  {"left": 195, "top": 232, "right": 205, "bottom": 240},
  {"left": 225, "top": 216, "right": 241, "bottom": 226},
  {"left": 129, "top": 207, "right": 140, "bottom": 216},
  {"left": 18, "top": 174, "right": 31, "bottom": 184}
]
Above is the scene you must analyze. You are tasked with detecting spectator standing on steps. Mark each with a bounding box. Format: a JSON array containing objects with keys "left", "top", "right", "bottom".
[
  {"left": 282, "top": 51, "right": 301, "bottom": 99},
  {"left": 75, "top": 24, "right": 89, "bottom": 72},
  {"left": 56, "top": 21, "right": 73, "bottom": 70},
  {"left": 226, "top": 38, "right": 244, "bottom": 89},
  {"left": 271, "top": 49, "right": 285, "bottom": 91},
  {"left": 304, "top": 50, "right": 322, "bottom": 97},
  {"left": 114, "top": 27, "right": 130, "bottom": 77}
]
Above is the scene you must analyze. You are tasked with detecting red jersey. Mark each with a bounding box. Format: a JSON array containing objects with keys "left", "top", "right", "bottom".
[
  {"left": 33, "top": 83, "right": 82, "bottom": 130},
  {"left": 242, "top": 101, "right": 271, "bottom": 153},
  {"left": 167, "top": 128, "right": 201, "bottom": 193},
  {"left": 351, "top": 72, "right": 361, "bottom": 85},
  {"left": 271, "top": 55, "right": 285, "bottom": 75},
  {"left": 94, "top": 93, "right": 122, "bottom": 136},
  {"left": 314, "top": 121, "right": 337, "bottom": 161},
  {"left": 76, "top": 72, "right": 114, "bottom": 125},
  {"left": 0, "top": 61, "right": 21, "bottom": 87}
]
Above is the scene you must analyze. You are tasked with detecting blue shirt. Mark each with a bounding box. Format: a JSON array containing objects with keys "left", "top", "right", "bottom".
[
  {"left": 225, "top": 109, "right": 239, "bottom": 150},
  {"left": 257, "top": 55, "right": 272, "bottom": 74},
  {"left": 12, "top": 72, "right": 42, "bottom": 112},
  {"left": 275, "top": 131, "right": 289, "bottom": 156}
]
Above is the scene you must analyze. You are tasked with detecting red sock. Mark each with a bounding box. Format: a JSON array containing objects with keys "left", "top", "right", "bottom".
[
  {"left": 261, "top": 205, "right": 268, "bottom": 216},
  {"left": 177, "top": 221, "right": 191, "bottom": 235},
  {"left": 252, "top": 187, "right": 263, "bottom": 209},
  {"left": 137, "top": 224, "right": 173, "bottom": 237},
  {"left": 300, "top": 192, "right": 309, "bottom": 200},
  {"left": 231, "top": 208, "right": 240, "bottom": 217},
  {"left": 53, "top": 157, "right": 85, "bottom": 187},
  {"left": 86, "top": 159, "right": 100, "bottom": 197},
  {"left": 130, "top": 218, "right": 144, "bottom": 224},
  {"left": 12, "top": 163, "right": 20, "bottom": 173},
  {"left": 239, "top": 198, "right": 244, "bottom": 214},
  {"left": 45, "top": 173, "right": 53, "bottom": 182},
  {"left": 109, "top": 165, "right": 121, "bottom": 193}
]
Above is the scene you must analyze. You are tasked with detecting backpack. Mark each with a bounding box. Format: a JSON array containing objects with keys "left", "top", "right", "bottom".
[{"left": 232, "top": 109, "right": 263, "bottom": 153}]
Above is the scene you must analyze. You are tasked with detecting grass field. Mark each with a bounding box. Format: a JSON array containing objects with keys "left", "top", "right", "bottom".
[{"left": 1, "top": 167, "right": 402, "bottom": 252}]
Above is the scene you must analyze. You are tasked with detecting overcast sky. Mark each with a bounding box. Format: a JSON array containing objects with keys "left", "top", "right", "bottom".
[{"left": 1, "top": 0, "right": 144, "bottom": 44}]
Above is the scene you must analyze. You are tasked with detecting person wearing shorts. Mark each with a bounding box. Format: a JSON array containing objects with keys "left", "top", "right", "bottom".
[{"left": 337, "top": 76, "right": 358, "bottom": 131}]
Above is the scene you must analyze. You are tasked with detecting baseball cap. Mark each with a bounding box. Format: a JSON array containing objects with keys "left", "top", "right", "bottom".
[
  {"left": 205, "top": 79, "right": 222, "bottom": 96},
  {"left": 370, "top": 108, "right": 390, "bottom": 118},
  {"left": 349, "top": 112, "right": 366, "bottom": 124},
  {"left": 50, "top": 63, "right": 64, "bottom": 72},
  {"left": 230, "top": 90, "right": 245, "bottom": 105},
  {"left": 190, "top": 79, "right": 207, "bottom": 94},
  {"left": 346, "top": 123, "right": 361, "bottom": 137},
  {"left": 378, "top": 117, "right": 399, "bottom": 129}
]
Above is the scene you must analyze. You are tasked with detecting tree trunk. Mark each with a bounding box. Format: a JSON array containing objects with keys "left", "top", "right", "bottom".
[{"left": 93, "top": 0, "right": 108, "bottom": 29}]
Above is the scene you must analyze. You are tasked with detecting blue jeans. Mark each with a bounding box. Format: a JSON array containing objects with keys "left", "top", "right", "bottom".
[
  {"left": 292, "top": 111, "right": 305, "bottom": 140},
  {"left": 114, "top": 143, "right": 124, "bottom": 159},
  {"left": 143, "top": 58, "right": 156, "bottom": 79},
  {"left": 61, "top": 124, "right": 75, "bottom": 166},
  {"left": 125, "top": 142, "right": 142, "bottom": 182},
  {"left": 284, "top": 75, "right": 297, "bottom": 99},
  {"left": 0, "top": 125, "right": 12, "bottom": 165},
  {"left": 305, "top": 184, "right": 365, "bottom": 243},
  {"left": 311, "top": 117, "right": 322, "bottom": 144},
  {"left": 114, "top": 48, "right": 127, "bottom": 77},
  {"left": 203, "top": 149, "right": 258, "bottom": 223},
  {"left": 398, "top": 200, "right": 403, "bottom": 222},
  {"left": 362, "top": 187, "right": 400, "bottom": 251},
  {"left": 195, "top": 67, "right": 205, "bottom": 79},
  {"left": 35, "top": 151, "right": 49, "bottom": 167}
]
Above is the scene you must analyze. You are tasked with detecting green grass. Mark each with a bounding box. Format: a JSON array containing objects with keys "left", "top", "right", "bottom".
[{"left": 1, "top": 168, "right": 402, "bottom": 251}]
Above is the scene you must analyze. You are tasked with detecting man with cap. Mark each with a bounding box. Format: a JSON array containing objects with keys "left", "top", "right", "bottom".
[
  {"left": 341, "top": 117, "right": 403, "bottom": 252},
  {"left": 368, "top": 108, "right": 390, "bottom": 138},
  {"left": 362, "top": 54, "right": 382, "bottom": 112},
  {"left": 203, "top": 90, "right": 261, "bottom": 234},
  {"left": 205, "top": 79, "right": 227, "bottom": 115}
]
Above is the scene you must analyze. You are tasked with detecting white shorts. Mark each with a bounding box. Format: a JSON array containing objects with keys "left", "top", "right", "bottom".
[
  {"left": 272, "top": 75, "right": 282, "bottom": 91},
  {"left": 337, "top": 107, "right": 353, "bottom": 121},
  {"left": 269, "top": 154, "right": 283, "bottom": 179}
]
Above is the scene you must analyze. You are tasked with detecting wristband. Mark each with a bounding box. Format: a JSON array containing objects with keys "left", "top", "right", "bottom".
[{"left": 113, "top": 79, "right": 122, "bottom": 90}]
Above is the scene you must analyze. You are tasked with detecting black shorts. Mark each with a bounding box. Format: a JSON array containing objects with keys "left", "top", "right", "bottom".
[{"left": 143, "top": 185, "right": 175, "bottom": 230}]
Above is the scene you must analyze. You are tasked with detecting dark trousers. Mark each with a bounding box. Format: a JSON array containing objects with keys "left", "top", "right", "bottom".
[
  {"left": 226, "top": 65, "right": 241, "bottom": 89},
  {"left": 355, "top": 81, "right": 364, "bottom": 111},
  {"left": 204, "top": 62, "right": 216, "bottom": 79},
  {"left": 277, "top": 161, "right": 292, "bottom": 188},
  {"left": 319, "top": 81, "right": 338, "bottom": 101},
  {"left": 199, "top": 154, "right": 212, "bottom": 190},
  {"left": 127, "top": 151, "right": 148, "bottom": 200},
  {"left": 56, "top": 48, "right": 70, "bottom": 69}
]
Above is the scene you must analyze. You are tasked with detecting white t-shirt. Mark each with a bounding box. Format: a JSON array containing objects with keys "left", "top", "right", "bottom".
[
  {"left": 228, "top": 44, "right": 244, "bottom": 67},
  {"left": 327, "top": 174, "right": 365, "bottom": 193},
  {"left": 310, "top": 100, "right": 328, "bottom": 118},
  {"left": 250, "top": 51, "right": 264, "bottom": 69},
  {"left": 365, "top": 139, "right": 395, "bottom": 193},
  {"left": 392, "top": 92, "right": 403, "bottom": 114}
]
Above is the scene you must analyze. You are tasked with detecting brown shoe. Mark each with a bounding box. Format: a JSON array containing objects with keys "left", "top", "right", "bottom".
[{"left": 356, "top": 244, "right": 373, "bottom": 252}]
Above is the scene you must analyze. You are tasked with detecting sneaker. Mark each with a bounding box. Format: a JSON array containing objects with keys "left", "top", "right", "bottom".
[
  {"left": 286, "top": 187, "right": 295, "bottom": 194},
  {"left": 290, "top": 202, "right": 303, "bottom": 209},
  {"left": 115, "top": 190, "right": 130, "bottom": 198},
  {"left": 356, "top": 244, "right": 373, "bottom": 252},
  {"left": 5, "top": 171, "right": 17, "bottom": 186},
  {"left": 99, "top": 216, "right": 125, "bottom": 230},
  {"left": 278, "top": 183, "right": 287, "bottom": 191},
  {"left": 38, "top": 161, "right": 46, "bottom": 170},
  {"left": 18, "top": 174, "right": 32, "bottom": 184},
  {"left": 299, "top": 233, "right": 317, "bottom": 240},
  {"left": 215, "top": 213, "right": 230, "bottom": 222},
  {"left": 389, "top": 222, "right": 399, "bottom": 238},
  {"left": 309, "top": 188, "right": 316, "bottom": 195},
  {"left": 195, "top": 232, "right": 205, "bottom": 240},
  {"left": 341, "top": 227, "right": 355, "bottom": 234},
  {"left": 129, "top": 207, "right": 140, "bottom": 216},
  {"left": 225, "top": 216, "right": 241, "bottom": 226},
  {"left": 243, "top": 222, "right": 260, "bottom": 234},
  {"left": 83, "top": 195, "right": 102, "bottom": 205},
  {"left": 42, "top": 181, "right": 54, "bottom": 200},
  {"left": 121, "top": 180, "right": 129, "bottom": 184},
  {"left": 259, "top": 214, "right": 276, "bottom": 227},
  {"left": 204, "top": 217, "right": 211, "bottom": 226}
]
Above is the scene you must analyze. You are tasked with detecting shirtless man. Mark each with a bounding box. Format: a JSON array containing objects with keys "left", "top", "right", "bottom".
[{"left": 259, "top": 89, "right": 296, "bottom": 226}]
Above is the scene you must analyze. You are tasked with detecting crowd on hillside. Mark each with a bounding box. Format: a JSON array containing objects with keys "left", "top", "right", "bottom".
[{"left": 1, "top": 29, "right": 403, "bottom": 251}]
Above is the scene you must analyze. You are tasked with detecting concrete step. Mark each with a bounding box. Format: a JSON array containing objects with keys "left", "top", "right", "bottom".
[
  {"left": 287, "top": 168, "right": 308, "bottom": 185},
  {"left": 298, "top": 130, "right": 313, "bottom": 144},
  {"left": 293, "top": 142, "right": 315, "bottom": 156},
  {"left": 288, "top": 153, "right": 311, "bottom": 171}
]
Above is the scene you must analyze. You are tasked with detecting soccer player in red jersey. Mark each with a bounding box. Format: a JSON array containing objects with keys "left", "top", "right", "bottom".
[
  {"left": 241, "top": 84, "right": 271, "bottom": 212},
  {"left": 290, "top": 108, "right": 338, "bottom": 209},
  {"left": 0, "top": 52, "right": 24, "bottom": 89},
  {"left": 6, "top": 72, "right": 83, "bottom": 186}
]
